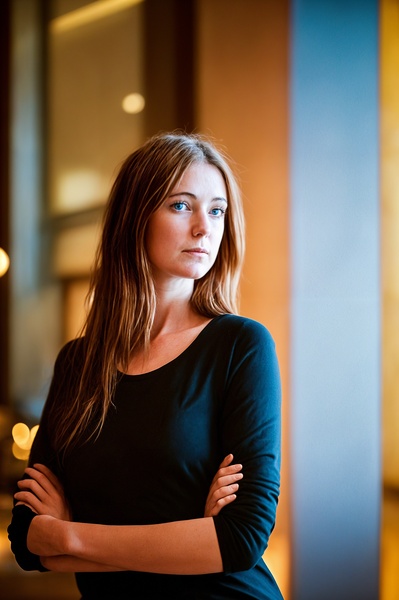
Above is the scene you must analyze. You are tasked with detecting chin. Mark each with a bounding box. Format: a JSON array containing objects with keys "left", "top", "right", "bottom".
[{"left": 172, "top": 269, "right": 207, "bottom": 282}]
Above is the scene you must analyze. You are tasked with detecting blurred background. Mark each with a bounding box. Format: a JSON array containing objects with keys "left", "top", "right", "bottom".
[{"left": 0, "top": 0, "right": 397, "bottom": 599}]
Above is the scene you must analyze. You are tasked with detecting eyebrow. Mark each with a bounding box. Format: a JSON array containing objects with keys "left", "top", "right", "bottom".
[{"left": 168, "top": 191, "right": 228, "bottom": 203}]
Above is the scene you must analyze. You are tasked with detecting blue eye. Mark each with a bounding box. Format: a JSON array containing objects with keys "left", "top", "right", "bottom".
[
  {"left": 210, "top": 207, "right": 226, "bottom": 217},
  {"left": 171, "top": 202, "right": 187, "bottom": 211}
]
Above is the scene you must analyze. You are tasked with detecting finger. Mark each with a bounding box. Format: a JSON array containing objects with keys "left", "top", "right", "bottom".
[
  {"left": 204, "top": 480, "right": 239, "bottom": 517},
  {"left": 216, "top": 472, "right": 244, "bottom": 487},
  {"left": 219, "top": 454, "right": 234, "bottom": 468},
  {"left": 32, "top": 464, "right": 63, "bottom": 493},
  {"left": 208, "top": 468, "right": 243, "bottom": 494},
  {"left": 211, "top": 482, "right": 240, "bottom": 502},
  {"left": 14, "top": 491, "right": 44, "bottom": 514},
  {"left": 219, "top": 463, "right": 243, "bottom": 476},
  {"left": 209, "top": 456, "right": 234, "bottom": 484},
  {"left": 207, "top": 474, "right": 243, "bottom": 499},
  {"left": 24, "top": 467, "right": 58, "bottom": 496},
  {"left": 210, "top": 462, "right": 242, "bottom": 487},
  {"left": 209, "top": 493, "right": 237, "bottom": 517},
  {"left": 17, "top": 478, "right": 48, "bottom": 501},
  {"left": 214, "top": 455, "right": 238, "bottom": 476}
]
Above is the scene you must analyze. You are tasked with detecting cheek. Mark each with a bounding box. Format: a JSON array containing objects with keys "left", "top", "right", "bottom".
[
  {"left": 147, "top": 215, "right": 165, "bottom": 248},
  {"left": 146, "top": 220, "right": 178, "bottom": 262}
]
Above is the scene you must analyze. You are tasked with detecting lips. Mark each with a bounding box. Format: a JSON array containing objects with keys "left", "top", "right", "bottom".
[{"left": 183, "top": 247, "right": 209, "bottom": 255}]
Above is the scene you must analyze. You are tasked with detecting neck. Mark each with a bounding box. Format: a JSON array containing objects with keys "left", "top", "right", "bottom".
[{"left": 152, "top": 278, "right": 200, "bottom": 337}]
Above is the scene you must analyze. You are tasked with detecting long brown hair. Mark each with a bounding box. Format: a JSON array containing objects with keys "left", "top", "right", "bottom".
[{"left": 49, "top": 132, "right": 245, "bottom": 454}]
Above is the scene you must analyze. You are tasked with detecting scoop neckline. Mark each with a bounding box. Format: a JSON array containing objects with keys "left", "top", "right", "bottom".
[{"left": 118, "top": 314, "right": 228, "bottom": 380}]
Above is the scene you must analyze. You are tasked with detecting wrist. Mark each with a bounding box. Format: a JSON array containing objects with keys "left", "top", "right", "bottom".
[
  {"left": 64, "top": 521, "right": 82, "bottom": 557},
  {"left": 24, "top": 514, "right": 73, "bottom": 559}
]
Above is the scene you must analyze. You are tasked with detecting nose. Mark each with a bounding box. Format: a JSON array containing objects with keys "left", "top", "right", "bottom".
[{"left": 192, "top": 210, "right": 211, "bottom": 237}]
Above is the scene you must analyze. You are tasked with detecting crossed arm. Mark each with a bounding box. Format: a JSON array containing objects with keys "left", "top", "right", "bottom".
[{"left": 14, "top": 455, "right": 243, "bottom": 574}]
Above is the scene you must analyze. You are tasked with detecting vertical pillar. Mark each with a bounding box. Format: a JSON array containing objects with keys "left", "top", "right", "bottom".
[
  {"left": 143, "top": 0, "right": 195, "bottom": 135},
  {"left": 290, "top": 1, "right": 380, "bottom": 599},
  {"left": 380, "top": 0, "right": 399, "bottom": 492},
  {"left": 0, "top": 0, "right": 10, "bottom": 406},
  {"left": 9, "top": 0, "right": 52, "bottom": 417},
  {"left": 197, "top": 1, "right": 291, "bottom": 596},
  {"left": 380, "top": 3, "right": 399, "bottom": 595}
]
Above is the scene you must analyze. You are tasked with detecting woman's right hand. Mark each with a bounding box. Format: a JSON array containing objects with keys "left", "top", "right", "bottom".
[
  {"left": 204, "top": 454, "right": 243, "bottom": 517},
  {"left": 14, "top": 463, "right": 72, "bottom": 521}
]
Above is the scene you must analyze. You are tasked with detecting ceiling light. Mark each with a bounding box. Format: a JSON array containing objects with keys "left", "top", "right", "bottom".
[
  {"left": 51, "top": 0, "right": 144, "bottom": 34},
  {"left": 122, "top": 93, "right": 145, "bottom": 114}
]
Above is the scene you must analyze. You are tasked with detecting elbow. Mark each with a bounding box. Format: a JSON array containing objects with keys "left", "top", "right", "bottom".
[
  {"left": 225, "top": 539, "right": 267, "bottom": 573},
  {"left": 214, "top": 515, "right": 272, "bottom": 574},
  {"left": 7, "top": 506, "right": 48, "bottom": 572},
  {"left": 8, "top": 535, "right": 48, "bottom": 572},
  {"left": 8, "top": 533, "right": 47, "bottom": 572},
  {"left": 14, "top": 553, "right": 47, "bottom": 572}
]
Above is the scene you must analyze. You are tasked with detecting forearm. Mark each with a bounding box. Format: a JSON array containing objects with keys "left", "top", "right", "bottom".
[
  {"left": 41, "top": 555, "right": 125, "bottom": 572},
  {"left": 30, "top": 516, "right": 223, "bottom": 575},
  {"left": 18, "top": 457, "right": 240, "bottom": 575},
  {"left": 69, "top": 517, "right": 222, "bottom": 574}
]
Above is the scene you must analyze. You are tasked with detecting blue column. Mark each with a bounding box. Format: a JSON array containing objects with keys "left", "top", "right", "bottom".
[{"left": 290, "top": 1, "right": 380, "bottom": 599}]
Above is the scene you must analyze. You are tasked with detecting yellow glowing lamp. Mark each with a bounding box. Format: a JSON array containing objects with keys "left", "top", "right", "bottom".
[
  {"left": 30, "top": 424, "right": 39, "bottom": 443},
  {"left": 11, "top": 422, "right": 40, "bottom": 460},
  {"left": 12, "top": 442, "right": 30, "bottom": 461},
  {"left": 0, "top": 247, "right": 10, "bottom": 277},
  {"left": 12, "top": 422, "right": 30, "bottom": 447},
  {"left": 122, "top": 93, "right": 145, "bottom": 114}
]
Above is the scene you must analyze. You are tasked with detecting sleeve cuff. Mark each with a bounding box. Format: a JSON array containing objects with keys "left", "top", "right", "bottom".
[{"left": 7, "top": 504, "right": 49, "bottom": 572}]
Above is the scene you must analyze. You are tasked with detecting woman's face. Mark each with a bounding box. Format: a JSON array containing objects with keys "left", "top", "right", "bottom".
[{"left": 146, "top": 162, "right": 227, "bottom": 287}]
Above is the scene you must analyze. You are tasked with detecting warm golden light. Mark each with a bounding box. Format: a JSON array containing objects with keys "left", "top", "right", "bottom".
[
  {"left": 122, "top": 93, "right": 145, "bottom": 114},
  {"left": 0, "top": 247, "right": 10, "bottom": 277},
  {"left": 12, "top": 423, "right": 30, "bottom": 447},
  {"left": 12, "top": 442, "right": 30, "bottom": 461},
  {"left": 30, "top": 424, "right": 39, "bottom": 443},
  {"left": 11, "top": 423, "right": 40, "bottom": 460},
  {"left": 50, "top": 0, "right": 144, "bottom": 33},
  {"left": 56, "top": 169, "right": 106, "bottom": 211}
]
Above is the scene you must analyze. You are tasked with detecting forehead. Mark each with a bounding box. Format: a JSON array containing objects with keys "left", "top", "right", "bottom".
[{"left": 171, "top": 162, "right": 227, "bottom": 197}]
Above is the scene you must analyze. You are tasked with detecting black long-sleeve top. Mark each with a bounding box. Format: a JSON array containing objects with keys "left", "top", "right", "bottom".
[{"left": 8, "top": 314, "right": 283, "bottom": 599}]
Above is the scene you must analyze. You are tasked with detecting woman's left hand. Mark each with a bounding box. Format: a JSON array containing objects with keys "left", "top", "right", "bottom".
[
  {"left": 204, "top": 454, "right": 243, "bottom": 517},
  {"left": 14, "top": 463, "right": 71, "bottom": 521}
]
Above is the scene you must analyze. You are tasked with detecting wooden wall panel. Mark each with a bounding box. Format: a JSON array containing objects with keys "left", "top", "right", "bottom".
[
  {"left": 381, "top": 0, "right": 399, "bottom": 490},
  {"left": 196, "top": 1, "right": 291, "bottom": 596}
]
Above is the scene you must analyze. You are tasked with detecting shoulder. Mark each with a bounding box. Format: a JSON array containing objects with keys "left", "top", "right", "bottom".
[
  {"left": 213, "top": 314, "right": 275, "bottom": 349},
  {"left": 214, "top": 316, "right": 281, "bottom": 408},
  {"left": 34, "top": 338, "right": 86, "bottom": 444},
  {"left": 53, "top": 337, "right": 86, "bottom": 375},
  {"left": 213, "top": 315, "right": 279, "bottom": 380},
  {"left": 41, "top": 338, "right": 86, "bottom": 419}
]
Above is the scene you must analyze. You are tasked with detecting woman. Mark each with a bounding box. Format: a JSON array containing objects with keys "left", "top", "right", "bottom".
[{"left": 8, "top": 132, "right": 283, "bottom": 599}]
